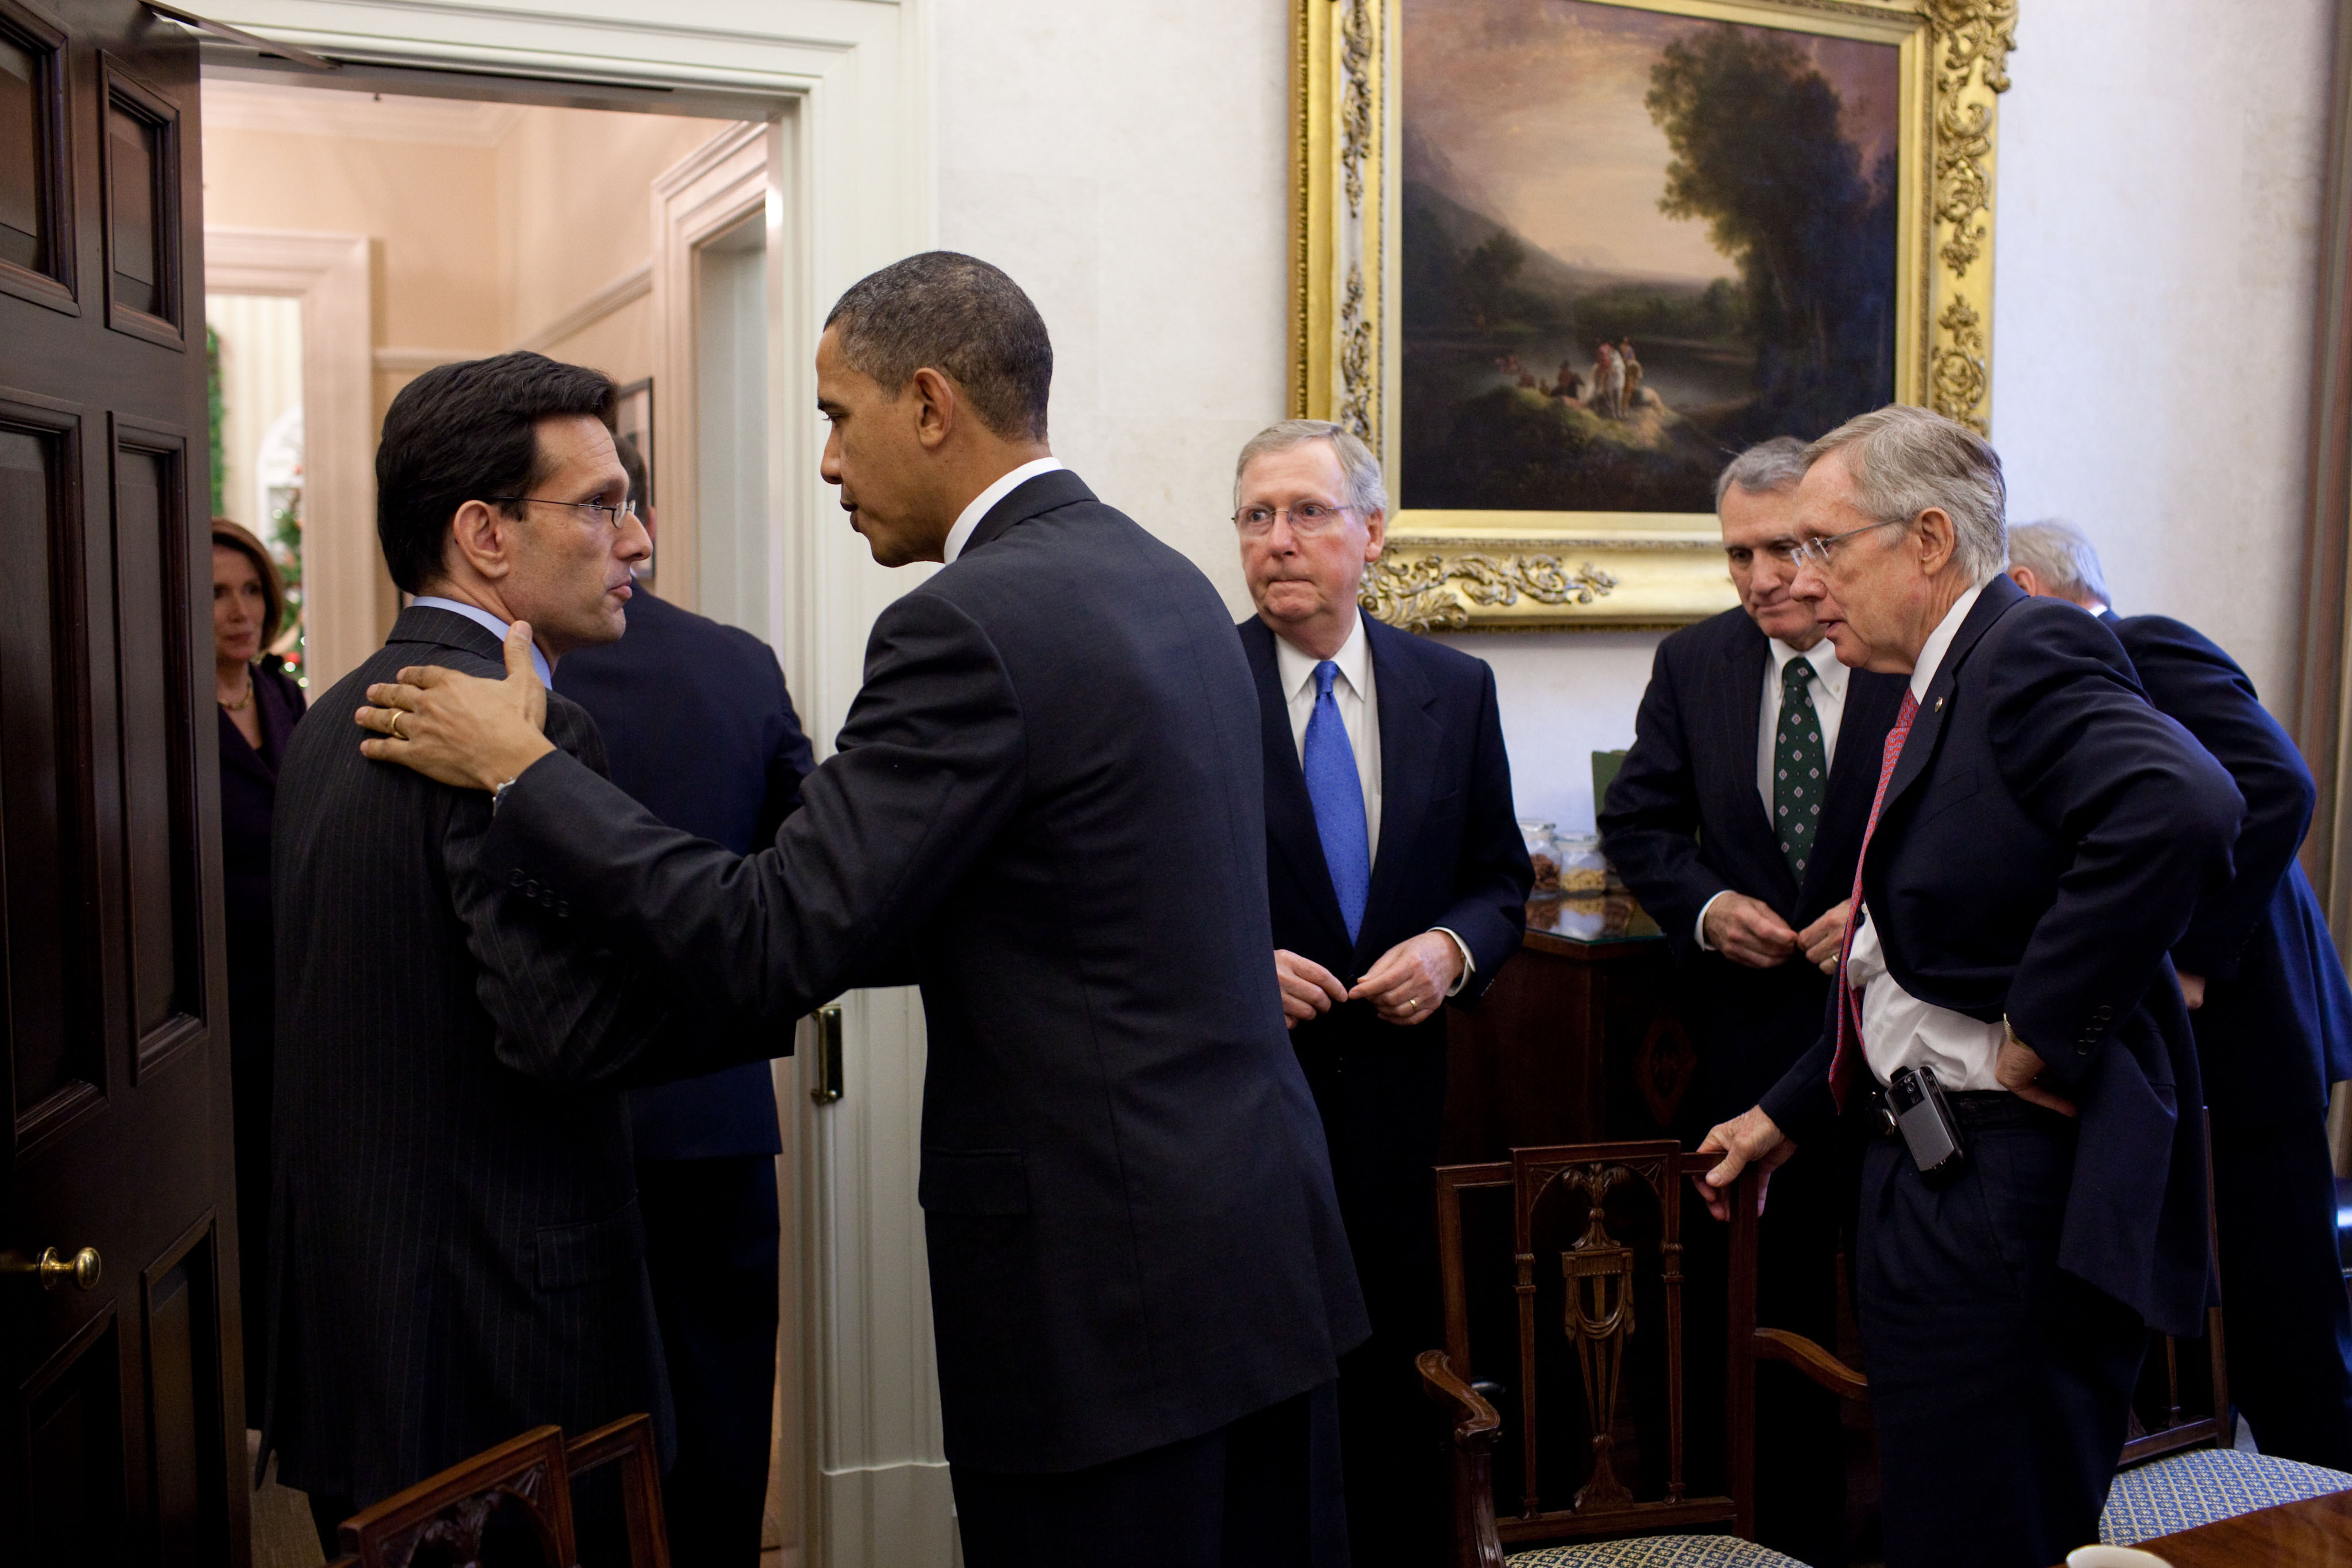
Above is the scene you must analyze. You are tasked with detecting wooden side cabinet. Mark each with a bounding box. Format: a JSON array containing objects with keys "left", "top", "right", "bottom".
[{"left": 1439, "top": 929, "right": 1698, "bottom": 1164}]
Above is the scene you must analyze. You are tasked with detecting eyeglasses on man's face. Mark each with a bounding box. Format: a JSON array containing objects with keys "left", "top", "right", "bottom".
[
  {"left": 490, "top": 494, "right": 641, "bottom": 531},
  {"left": 1773, "top": 516, "right": 1908, "bottom": 570},
  {"left": 1234, "top": 500, "right": 1355, "bottom": 538}
]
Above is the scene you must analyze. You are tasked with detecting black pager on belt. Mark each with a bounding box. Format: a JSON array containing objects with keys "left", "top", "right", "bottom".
[{"left": 1887, "top": 1064, "right": 1966, "bottom": 1182}]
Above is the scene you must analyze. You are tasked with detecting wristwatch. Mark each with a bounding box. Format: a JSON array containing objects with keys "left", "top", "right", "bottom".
[{"left": 490, "top": 777, "right": 518, "bottom": 815}]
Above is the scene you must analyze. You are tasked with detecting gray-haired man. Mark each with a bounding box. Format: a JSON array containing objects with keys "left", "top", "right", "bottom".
[
  {"left": 1699, "top": 408, "right": 2242, "bottom": 1568},
  {"left": 1235, "top": 419, "right": 1532, "bottom": 1566},
  {"left": 1601, "top": 437, "right": 1909, "bottom": 1566},
  {"left": 2010, "top": 519, "right": 2352, "bottom": 1472}
]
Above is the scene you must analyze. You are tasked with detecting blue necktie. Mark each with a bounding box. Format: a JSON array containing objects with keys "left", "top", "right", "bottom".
[{"left": 1303, "top": 660, "right": 1371, "bottom": 943}]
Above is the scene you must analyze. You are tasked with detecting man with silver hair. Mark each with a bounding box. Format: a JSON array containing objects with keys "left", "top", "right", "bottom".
[
  {"left": 1231, "top": 418, "right": 1531, "bottom": 1566},
  {"left": 2010, "top": 518, "right": 2352, "bottom": 1472},
  {"left": 1603, "top": 435, "right": 1909, "bottom": 1565},
  {"left": 1696, "top": 406, "right": 2245, "bottom": 1568}
]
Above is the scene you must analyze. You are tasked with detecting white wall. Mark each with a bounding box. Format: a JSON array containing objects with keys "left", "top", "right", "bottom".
[
  {"left": 1990, "top": 0, "right": 2331, "bottom": 714},
  {"left": 935, "top": 0, "right": 2332, "bottom": 830}
]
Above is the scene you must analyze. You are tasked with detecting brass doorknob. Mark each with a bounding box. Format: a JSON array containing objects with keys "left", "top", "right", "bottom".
[{"left": 5, "top": 1246, "right": 102, "bottom": 1291}]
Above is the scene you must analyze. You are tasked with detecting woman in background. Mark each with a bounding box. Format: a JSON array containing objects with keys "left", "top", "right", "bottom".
[{"left": 213, "top": 518, "right": 305, "bottom": 1423}]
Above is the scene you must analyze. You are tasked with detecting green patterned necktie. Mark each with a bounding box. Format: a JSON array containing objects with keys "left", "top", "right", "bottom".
[{"left": 1774, "top": 657, "right": 1825, "bottom": 882}]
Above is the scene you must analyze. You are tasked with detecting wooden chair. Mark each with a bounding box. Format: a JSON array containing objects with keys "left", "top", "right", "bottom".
[
  {"left": 323, "top": 1415, "right": 672, "bottom": 1568},
  {"left": 2099, "top": 1126, "right": 2352, "bottom": 1544},
  {"left": 323, "top": 1426, "right": 575, "bottom": 1568},
  {"left": 1419, "top": 1139, "right": 1866, "bottom": 1567},
  {"left": 566, "top": 1414, "right": 673, "bottom": 1568}
]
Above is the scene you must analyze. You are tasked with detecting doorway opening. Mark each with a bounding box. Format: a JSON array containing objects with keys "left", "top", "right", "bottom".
[{"left": 196, "top": 69, "right": 800, "bottom": 1568}]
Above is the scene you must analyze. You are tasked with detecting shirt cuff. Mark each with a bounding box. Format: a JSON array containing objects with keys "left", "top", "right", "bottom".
[
  {"left": 1695, "top": 890, "right": 1732, "bottom": 953},
  {"left": 1432, "top": 928, "right": 1475, "bottom": 997}
]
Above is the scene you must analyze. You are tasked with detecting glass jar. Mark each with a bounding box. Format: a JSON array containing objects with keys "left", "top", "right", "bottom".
[
  {"left": 1556, "top": 833, "right": 1607, "bottom": 896},
  {"left": 1519, "top": 819, "right": 1560, "bottom": 893}
]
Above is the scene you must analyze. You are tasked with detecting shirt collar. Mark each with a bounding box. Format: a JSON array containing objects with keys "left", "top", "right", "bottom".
[
  {"left": 1909, "top": 579, "right": 1987, "bottom": 702},
  {"left": 410, "top": 595, "right": 555, "bottom": 686},
  {"left": 942, "top": 457, "right": 1067, "bottom": 564},
  {"left": 1273, "top": 609, "right": 1371, "bottom": 704},
  {"left": 1767, "top": 633, "right": 1848, "bottom": 700}
]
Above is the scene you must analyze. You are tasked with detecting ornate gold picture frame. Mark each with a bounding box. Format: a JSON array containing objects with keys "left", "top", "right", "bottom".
[{"left": 1295, "top": 0, "right": 2017, "bottom": 630}]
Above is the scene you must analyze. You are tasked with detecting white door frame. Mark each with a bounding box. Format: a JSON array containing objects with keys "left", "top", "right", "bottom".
[
  {"left": 196, "top": 6, "right": 943, "bottom": 1566},
  {"left": 651, "top": 119, "right": 772, "bottom": 621},
  {"left": 203, "top": 228, "right": 374, "bottom": 694}
]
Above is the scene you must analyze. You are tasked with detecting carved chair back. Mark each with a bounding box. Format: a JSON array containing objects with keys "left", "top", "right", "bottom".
[
  {"left": 322, "top": 1415, "right": 675, "bottom": 1568},
  {"left": 1425, "top": 1140, "right": 1730, "bottom": 1561},
  {"left": 1422, "top": 1143, "right": 1870, "bottom": 1568},
  {"left": 323, "top": 1426, "right": 575, "bottom": 1568}
]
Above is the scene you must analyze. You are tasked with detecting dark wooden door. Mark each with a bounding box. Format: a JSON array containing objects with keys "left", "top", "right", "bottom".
[{"left": 0, "top": 3, "right": 242, "bottom": 1563}]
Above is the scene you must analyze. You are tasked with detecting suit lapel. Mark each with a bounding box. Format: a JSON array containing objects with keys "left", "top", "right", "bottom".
[
  {"left": 1357, "top": 618, "right": 1442, "bottom": 964},
  {"left": 1879, "top": 575, "right": 2024, "bottom": 811},
  {"left": 1242, "top": 619, "right": 1353, "bottom": 955}
]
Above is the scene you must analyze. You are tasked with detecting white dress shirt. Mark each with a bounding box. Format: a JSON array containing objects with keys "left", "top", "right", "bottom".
[
  {"left": 943, "top": 457, "right": 1066, "bottom": 564},
  {"left": 1694, "top": 633, "right": 1850, "bottom": 948},
  {"left": 410, "top": 595, "right": 554, "bottom": 686},
  {"left": 1270, "top": 611, "right": 1472, "bottom": 992},
  {"left": 1847, "top": 580, "right": 2007, "bottom": 1091}
]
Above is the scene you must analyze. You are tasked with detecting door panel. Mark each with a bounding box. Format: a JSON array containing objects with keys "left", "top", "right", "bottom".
[
  {"left": 1, "top": 5, "right": 239, "bottom": 1565},
  {"left": 15, "top": 1305, "right": 127, "bottom": 1567},
  {"left": 142, "top": 1216, "right": 226, "bottom": 1567},
  {"left": 0, "top": 394, "right": 95, "bottom": 1154},
  {"left": 109, "top": 421, "right": 201, "bottom": 1068},
  {"left": 0, "top": 0, "right": 74, "bottom": 313},
  {"left": 98, "top": 53, "right": 177, "bottom": 346}
]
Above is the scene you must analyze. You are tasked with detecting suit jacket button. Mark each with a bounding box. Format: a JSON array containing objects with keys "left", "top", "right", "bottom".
[
  {"left": 510, "top": 869, "right": 525, "bottom": 888},
  {"left": 556, "top": 901, "right": 570, "bottom": 918}
]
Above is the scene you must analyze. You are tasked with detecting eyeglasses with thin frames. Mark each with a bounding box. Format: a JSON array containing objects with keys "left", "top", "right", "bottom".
[
  {"left": 488, "top": 495, "right": 641, "bottom": 531},
  {"left": 1767, "top": 516, "right": 1908, "bottom": 570},
  {"left": 1233, "top": 501, "right": 1356, "bottom": 538}
]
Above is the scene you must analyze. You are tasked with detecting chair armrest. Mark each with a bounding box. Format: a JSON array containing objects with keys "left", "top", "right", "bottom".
[
  {"left": 1754, "top": 1327, "right": 1869, "bottom": 1400},
  {"left": 1418, "top": 1350, "right": 1507, "bottom": 1568}
]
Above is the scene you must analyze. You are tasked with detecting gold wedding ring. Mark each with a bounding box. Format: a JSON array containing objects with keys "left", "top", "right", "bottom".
[
  {"left": 1405, "top": 997, "right": 1419, "bottom": 1011},
  {"left": 388, "top": 711, "right": 406, "bottom": 742}
]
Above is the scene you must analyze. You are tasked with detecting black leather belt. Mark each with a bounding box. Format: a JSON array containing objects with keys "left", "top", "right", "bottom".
[{"left": 1866, "top": 1085, "right": 2069, "bottom": 1139}]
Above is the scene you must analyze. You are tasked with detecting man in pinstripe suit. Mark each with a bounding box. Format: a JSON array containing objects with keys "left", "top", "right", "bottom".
[{"left": 268, "top": 352, "right": 775, "bottom": 1552}]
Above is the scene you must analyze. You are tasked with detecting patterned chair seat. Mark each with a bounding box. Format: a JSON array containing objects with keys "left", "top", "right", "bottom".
[
  {"left": 1504, "top": 1536, "right": 1810, "bottom": 1567},
  {"left": 2101, "top": 1447, "right": 2352, "bottom": 1544}
]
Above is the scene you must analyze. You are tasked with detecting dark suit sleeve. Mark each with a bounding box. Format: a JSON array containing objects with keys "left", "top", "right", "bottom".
[
  {"left": 1599, "top": 638, "right": 1730, "bottom": 964},
  {"left": 1436, "top": 662, "right": 1533, "bottom": 1001},
  {"left": 1989, "top": 610, "right": 2243, "bottom": 1084},
  {"left": 481, "top": 589, "right": 1028, "bottom": 1027},
  {"left": 2122, "top": 620, "right": 2316, "bottom": 981},
  {"left": 1758, "top": 1025, "right": 1838, "bottom": 1145}
]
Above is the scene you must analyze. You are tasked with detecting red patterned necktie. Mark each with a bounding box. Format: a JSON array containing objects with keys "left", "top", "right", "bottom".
[{"left": 1827, "top": 688, "right": 1921, "bottom": 1111}]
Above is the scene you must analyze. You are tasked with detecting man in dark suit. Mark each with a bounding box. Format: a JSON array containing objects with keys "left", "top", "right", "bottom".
[
  {"left": 353, "top": 253, "right": 1367, "bottom": 1567},
  {"left": 2009, "top": 518, "right": 2352, "bottom": 1469},
  {"left": 1698, "top": 406, "right": 2243, "bottom": 1568},
  {"left": 1600, "top": 437, "right": 1908, "bottom": 1567},
  {"left": 1231, "top": 418, "right": 1530, "bottom": 1566},
  {"left": 270, "top": 353, "right": 773, "bottom": 1549},
  {"left": 555, "top": 433, "right": 817, "bottom": 1566}
]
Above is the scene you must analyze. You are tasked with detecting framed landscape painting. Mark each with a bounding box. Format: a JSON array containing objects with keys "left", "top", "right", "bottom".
[{"left": 1295, "top": 0, "right": 2018, "bottom": 629}]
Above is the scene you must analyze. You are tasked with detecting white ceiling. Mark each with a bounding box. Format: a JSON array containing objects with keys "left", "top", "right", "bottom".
[{"left": 200, "top": 80, "right": 529, "bottom": 148}]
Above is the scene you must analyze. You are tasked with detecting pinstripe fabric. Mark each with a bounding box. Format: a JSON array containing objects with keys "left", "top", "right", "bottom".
[{"left": 266, "top": 608, "right": 762, "bottom": 1508}]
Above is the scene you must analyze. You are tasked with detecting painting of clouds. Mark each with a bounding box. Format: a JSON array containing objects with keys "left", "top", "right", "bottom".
[{"left": 1400, "top": 0, "right": 1902, "bottom": 514}]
